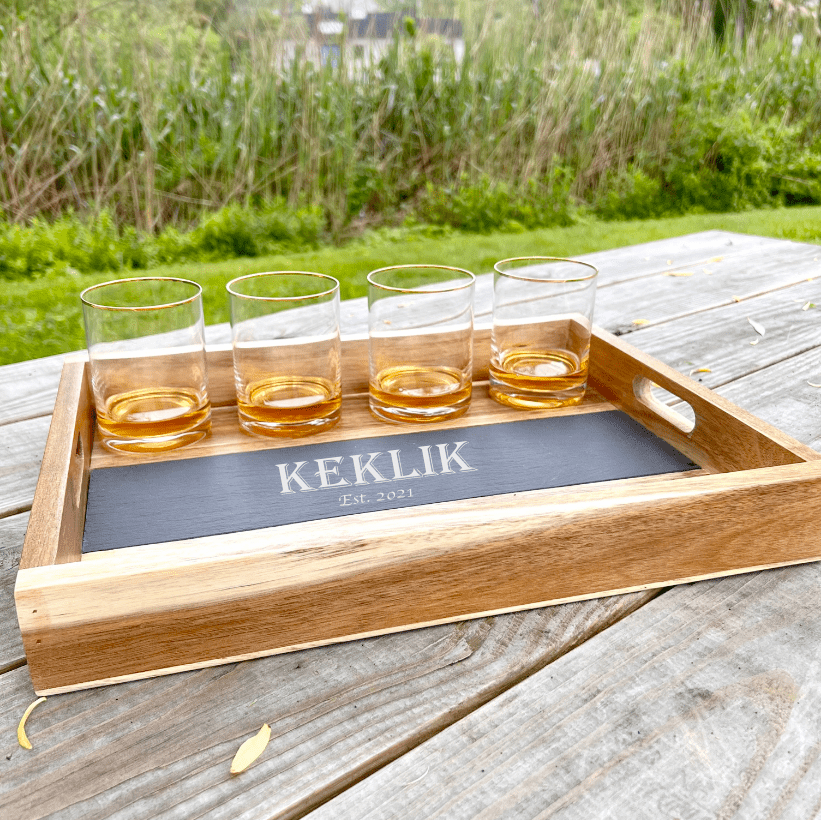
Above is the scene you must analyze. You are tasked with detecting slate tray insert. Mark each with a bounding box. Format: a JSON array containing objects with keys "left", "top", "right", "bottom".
[{"left": 82, "top": 409, "right": 698, "bottom": 553}]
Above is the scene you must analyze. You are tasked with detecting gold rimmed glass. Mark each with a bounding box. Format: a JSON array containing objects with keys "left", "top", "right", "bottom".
[
  {"left": 227, "top": 271, "right": 341, "bottom": 437},
  {"left": 490, "top": 257, "right": 598, "bottom": 409},
  {"left": 80, "top": 277, "right": 211, "bottom": 454},
  {"left": 367, "top": 265, "right": 475, "bottom": 423}
]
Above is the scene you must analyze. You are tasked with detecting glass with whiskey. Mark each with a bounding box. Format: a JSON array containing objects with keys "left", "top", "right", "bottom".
[
  {"left": 81, "top": 277, "right": 211, "bottom": 454},
  {"left": 227, "top": 271, "right": 341, "bottom": 437},
  {"left": 368, "top": 265, "right": 475, "bottom": 423},
  {"left": 490, "top": 257, "right": 598, "bottom": 409}
]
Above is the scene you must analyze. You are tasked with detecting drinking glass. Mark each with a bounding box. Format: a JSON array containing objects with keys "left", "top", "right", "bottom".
[
  {"left": 490, "top": 257, "right": 598, "bottom": 409},
  {"left": 80, "top": 277, "right": 211, "bottom": 454},
  {"left": 367, "top": 265, "right": 475, "bottom": 423},
  {"left": 227, "top": 271, "right": 341, "bottom": 437}
]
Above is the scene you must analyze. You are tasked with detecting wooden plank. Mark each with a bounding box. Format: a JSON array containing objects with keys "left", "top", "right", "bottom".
[
  {"left": 697, "top": 345, "right": 821, "bottom": 453},
  {"left": 0, "top": 513, "right": 27, "bottom": 672},
  {"left": 0, "top": 590, "right": 659, "bottom": 820},
  {"left": 595, "top": 240, "right": 821, "bottom": 335},
  {"left": 575, "top": 229, "right": 788, "bottom": 288},
  {"left": 305, "top": 564, "right": 821, "bottom": 820},
  {"left": 621, "top": 276, "right": 821, "bottom": 392},
  {"left": 0, "top": 355, "right": 66, "bottom": 426},
  {"left": 0, "top": 416, "right": 50, "bottom": 519},
  {"left": 471, "top": 231, "right": 786, "bottom": 323}
]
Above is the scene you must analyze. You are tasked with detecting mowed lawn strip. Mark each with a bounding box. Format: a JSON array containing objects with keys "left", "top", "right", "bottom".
[{"left": 2, "top": 207, "right": 821, "bottom": 366}]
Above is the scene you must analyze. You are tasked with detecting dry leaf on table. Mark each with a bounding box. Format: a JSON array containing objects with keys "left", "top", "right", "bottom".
[
  {"left": 230, "top": 723, "right": 271, "bottom": 774},
  {"left": 17, "top": 696, "right": 47, "bottom": 750}
]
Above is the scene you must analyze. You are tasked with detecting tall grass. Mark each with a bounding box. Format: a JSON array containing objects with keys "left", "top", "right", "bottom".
[{"left": 2, "top": 0, "right": 821, "bottom": 236}]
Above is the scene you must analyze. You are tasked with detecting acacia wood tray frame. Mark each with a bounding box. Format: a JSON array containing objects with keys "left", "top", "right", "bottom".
[{"left": 15, "top": 327, "right": 821, "bottom": 694}]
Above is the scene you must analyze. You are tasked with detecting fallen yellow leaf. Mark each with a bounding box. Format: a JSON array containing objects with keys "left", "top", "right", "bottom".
[
  {"left": 17, "top": 696, "right": 47, "bottom": 750},
  {"left": 230, "top": 723, "right": 271, "bottom": 774},
  {"left": 709, "top": 256, "right": 724, "bottom": 262},
  {"left": 694, "top": 368, "right": 712, "bottom": 373},
  {"left": 632, "top": 319, "right": 649, "bottom": 326},
  {"left": 732, "top": 296, "right": 742, "bottom": 303},
  {"left": 665, "top": 271, "right": 694, "bottom": 277}
]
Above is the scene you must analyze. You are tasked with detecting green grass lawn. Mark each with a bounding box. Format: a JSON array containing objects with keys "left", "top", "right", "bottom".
[{"left": 3, "top": 207, "right": 821, "bottom": 366}]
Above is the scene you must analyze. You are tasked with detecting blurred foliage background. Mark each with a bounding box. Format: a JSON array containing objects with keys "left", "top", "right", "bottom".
[{"left": 2, "top": 0, "right": 821, "bottom": 280}]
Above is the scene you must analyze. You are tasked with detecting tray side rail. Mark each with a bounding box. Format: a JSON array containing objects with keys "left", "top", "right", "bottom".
[
  {"left": 589, "top": 327, "right": 820, "bottom": 472},
  {"left": 18, "top": 361, "right": 91, "bottom": 569}
]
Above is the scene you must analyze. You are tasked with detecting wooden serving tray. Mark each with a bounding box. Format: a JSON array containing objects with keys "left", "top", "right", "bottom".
[{"left": 15, "top": 327, "right": 821, "bottom": 694}]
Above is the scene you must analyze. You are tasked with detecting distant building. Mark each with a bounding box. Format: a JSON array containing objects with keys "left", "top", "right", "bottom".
[{"left": 298, "top": 5, "right": 465, "bottom": 67}]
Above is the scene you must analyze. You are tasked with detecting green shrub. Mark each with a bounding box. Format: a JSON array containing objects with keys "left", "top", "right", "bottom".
[
  {"left": 415, "top": 173, "right": 576, "bottom": 233},
  {"left": 0, "top": 200, "right": 326, "bottom": 280},
  {"left": 593, "top": 169, "right": 670, "bottom": 221}
]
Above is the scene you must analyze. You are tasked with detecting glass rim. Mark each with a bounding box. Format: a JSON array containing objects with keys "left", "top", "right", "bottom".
[
  {"left": 494, "top": 257, "right": 599, "bottom": 284},
  {"left": 226, "top": 271, "right": 340, "bottom": 302},
  {"left": 80, "top": 277, "right": 203, "bottom": 312},
  {"left": 367, "top": 264, "right": 476, "bottom": 294}
]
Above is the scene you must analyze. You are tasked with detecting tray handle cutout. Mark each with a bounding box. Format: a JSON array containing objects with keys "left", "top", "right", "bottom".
[
  {"left": 633, "top": 376, "right": 696, "bottom": 435},
  {"left": 72, "top": 427, "right": 86, "bottom": 508}
]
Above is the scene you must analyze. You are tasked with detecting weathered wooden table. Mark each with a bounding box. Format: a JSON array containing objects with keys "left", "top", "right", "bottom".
[{"left": 3, "top": 230, "right": 821, "bottom": 819}]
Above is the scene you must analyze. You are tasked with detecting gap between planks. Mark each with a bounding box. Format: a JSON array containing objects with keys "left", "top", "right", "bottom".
[
  {"left": 0, "top": 659, "right": 26, "bottom": 677},
  {"left": 610, "top": 270, "right": 821, "bottom": 338},
  {"left": 274, "top": 587, "right": 670, "bottom": 820}
]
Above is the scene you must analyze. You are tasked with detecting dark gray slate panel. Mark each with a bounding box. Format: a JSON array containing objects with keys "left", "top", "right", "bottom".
[{"left": 82, "top": 411, "right": 697, "bottom": 552}]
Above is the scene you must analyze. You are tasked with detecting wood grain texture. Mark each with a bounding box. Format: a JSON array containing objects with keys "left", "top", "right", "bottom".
[
  {"left": 472, "top": 230, "right": 786, "bottom": 323},
  {"left": 696, "top": 344, "right": 821, "bottom": 454},
  {"left": 0, "top": 513, "right": 27, "bottom": 672},
  {"left": 16, "top": 456, "right": 821, "bottom": 693},
  {"left": 0, "top": 415, "right": 50, "bottom": 519},
  {"left": 574, "top": 230, "right": 787, "bottom": 288},
  {"left": 2, "top": 230, "right": 821, "bottom": 820},
  {"left": 595, "top": 239, "right": 821, "bottom": 335},
  {"left": 0, "top": 355, "right": 66, "bottom": 426},
  {"left": 0, "top": 591, "right": 659, "bottom": 820},
  {"left": 15, "top": 250, "right": 821, "bottom": 693},
  {"left": 622, "top": 276, "right": 821, "bottom": 393},
  {"left": 590, "top": 329, "right": 819, "bottom": 471},
  {"left": 18, "top": 362, "right": 91, "bottom": 569},
  {"left": 306, "top": 565, "right": 821, "bottom": 820}
]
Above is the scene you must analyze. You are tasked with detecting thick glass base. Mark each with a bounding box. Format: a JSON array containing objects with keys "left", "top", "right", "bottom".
[
  {"left": 100, "top": 418, "right": 211, "bottom": 454},
  {"left": 238, "top": 408, "right": 340, "bottom": 438},
  {"left": 368, "top": 395, "right": 471, "bottom": 424},
  {"left": 97, "top": 390, "right": 212, "bottom": 454},
  {"left": 489, "top": 377, "right": 586, "bottom": 410},
  {"left": 368, "top": 365, "right": 472, "bottom": 424}
]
